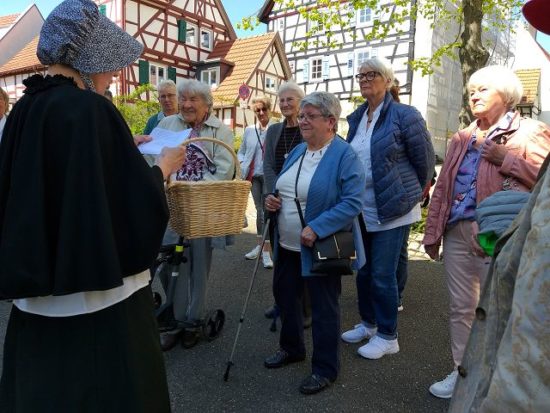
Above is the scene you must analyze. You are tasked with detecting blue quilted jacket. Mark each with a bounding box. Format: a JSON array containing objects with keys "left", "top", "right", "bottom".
[{"left": 347, "top": 92, "right": 435, "bottom": 223}]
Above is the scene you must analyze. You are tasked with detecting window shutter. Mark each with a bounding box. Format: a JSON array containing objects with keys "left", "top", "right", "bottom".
[
  {"left": 302, "top": 61, "right": 309, "bottom": 83},
  {"left": 138, "top": 60, "right": 150, "bottom": 84},
  {"left": 177, "top": 20, "right": 187, "bottom": 43},
  {"left": 347, "top": 53, "right": 354, "bottom": 77},
  {"left": 98, "top": 4, "right": 107, "bottom": 15},
  {"left": 168, "top": 67, "right": 177, "bottom": 82},
  {"left": 322, "top": 55, "right": 330, "bottom": 81},
  {"left": 348, "top": 3, "right": 356, "bottom": 28}
]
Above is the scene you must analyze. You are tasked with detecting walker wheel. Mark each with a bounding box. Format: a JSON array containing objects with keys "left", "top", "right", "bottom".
[{"left": 203, "top": 309, "right": 225, "bottom": 341}]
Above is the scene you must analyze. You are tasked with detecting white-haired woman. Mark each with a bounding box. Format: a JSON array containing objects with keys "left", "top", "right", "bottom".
[
  {"left": 143, "top": 79, "right": 178, "bottom": 135},
  {"left": 264, "top": 92, "right": 365, "bottom": 395},
  {"left": 341, "top": 57, "right": 435, "bottom": 360},
  {"left": 155, "top": 78, "right": 235, "bottom": 351},
  {"left": 423, "top": 65, "right": 550, "bottom": 398},
  {"left": 239, "top": 96, "right": 274, "bottom": 268},
  {"left": 263, "top": 81, "right": 309, "bottom": 320}
]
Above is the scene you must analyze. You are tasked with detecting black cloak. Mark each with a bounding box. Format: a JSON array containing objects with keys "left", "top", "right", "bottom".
[{"left": 0, "top": 75, "right": 168, "bottom": 299}]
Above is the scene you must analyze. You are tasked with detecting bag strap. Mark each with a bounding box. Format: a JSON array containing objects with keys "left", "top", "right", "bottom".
[{"left": 293, "top": 151, "right": 307, "bottom": 228}]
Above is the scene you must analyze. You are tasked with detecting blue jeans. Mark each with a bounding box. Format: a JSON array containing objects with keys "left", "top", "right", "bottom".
[
  {"left": 356, "top": 225, "right": 410, "bottom": 340},
  {"left": 396, "top": 226, "right": 411, "bottom": 303}
]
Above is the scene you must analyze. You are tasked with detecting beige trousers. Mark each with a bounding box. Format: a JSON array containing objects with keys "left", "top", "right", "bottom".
[{"left": 443, "top": 220, "right": 491, "bottom": 367}]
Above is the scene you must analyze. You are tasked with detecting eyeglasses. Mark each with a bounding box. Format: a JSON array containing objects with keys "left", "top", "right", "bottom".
[
  {"left": 355, "top": 71, "right": 380, "bottom": 82},
  {"left": 254, "top": 108, "right": 268, "bottom": 113},
  {"left": 159, "top": 93, "right": 176, "bottom": 100},
  {"left": 297, "top": 113, "right": 327, "bottom": 122}
]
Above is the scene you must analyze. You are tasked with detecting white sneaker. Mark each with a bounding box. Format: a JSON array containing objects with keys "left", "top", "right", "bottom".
[
  {"left": 357, "top": 335, "right": 399, "bottom": 359},
  {"left": 245, "top": 245, "right": 261, "bottom": 260},
  {"left": 262, "top": 252, "right": 273, "bottom": 269},
  {"left": 341, "top": 323, "right": 377, "bottom": 343},
  {"left": 429, "top": 370, "right": 458, "bottom": 399},
  {"left": 398, "top": 304, "right": 404, "bottom": 312}
]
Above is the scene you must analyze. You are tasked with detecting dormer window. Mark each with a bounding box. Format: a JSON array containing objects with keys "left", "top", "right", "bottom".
[{"left": 201, "top": 67, "right": 219, "bottom": 88}]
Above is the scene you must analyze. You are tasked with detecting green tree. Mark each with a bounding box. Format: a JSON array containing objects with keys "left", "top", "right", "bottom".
[
  {"left": 241, "top": 0, "right": 523, "bottom": 126},
  {"left": 114, "top": 84, "right": 160, "bottom": 135}
]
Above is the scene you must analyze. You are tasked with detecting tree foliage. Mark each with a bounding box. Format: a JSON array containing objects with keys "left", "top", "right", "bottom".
[
  {"left": 114, "top": 84, "right": 160, "bottom": 135},
  {"left": 241, "top": 0, "right": 523, "bottom": 126}
]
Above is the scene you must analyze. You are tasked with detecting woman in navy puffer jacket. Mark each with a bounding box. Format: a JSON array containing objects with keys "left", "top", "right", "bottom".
[{"left": 341, "top": 57, "right": 435, "bottom": 360}]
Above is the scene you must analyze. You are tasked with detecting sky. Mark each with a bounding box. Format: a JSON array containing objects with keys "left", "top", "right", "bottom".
[
  {"left": 0, "top": 0, "right": 266, "bottom": 38},
  {"left": 0, "top": 0, "right": 549, "bottom": 51}
]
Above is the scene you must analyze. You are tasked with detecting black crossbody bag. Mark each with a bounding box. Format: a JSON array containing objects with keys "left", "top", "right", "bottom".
[{"left": 293, "top": 151, "right": 356, "bottom": 275}]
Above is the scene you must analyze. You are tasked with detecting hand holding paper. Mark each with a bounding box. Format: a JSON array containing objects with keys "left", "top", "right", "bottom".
[{"left": 138, "top": 127, "right": 191, "bottom": 155}]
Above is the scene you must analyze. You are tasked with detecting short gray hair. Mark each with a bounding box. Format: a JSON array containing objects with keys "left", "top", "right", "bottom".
[
  {"left": 251, "top": 96, "right": 272, "bottom": 111},
  {"left": 277, "top": 81, "right": 305, "bottom": 99},
  {"left": 177, "top": 78, "right": 213, "bottom": 112},
  {"left": 300, "top": 91, "right": 341, "bottom": 131},
  {"left": 157, "top": 79, "right": 176, "bottom": 92},
  {"left": 468, "top": 65, "right": 523, "bottom": 109},
  {"left": 359, "top": 57, "right": 395, "bottom": 89}
]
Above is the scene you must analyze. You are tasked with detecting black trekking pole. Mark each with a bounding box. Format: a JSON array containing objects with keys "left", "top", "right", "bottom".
[{"left": 224, "top": 192, "right": 277, "bottom": 382}]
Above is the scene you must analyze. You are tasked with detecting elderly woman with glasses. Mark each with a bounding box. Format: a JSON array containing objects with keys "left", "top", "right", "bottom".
[
  {"left": 143, "top": 79, "right": 178, "bottom": 135},
  {"left": 154, "top": 78, "right": 235, "bottom": 351},
  {"left": 0, "top": 0, "right": 186, "bottom": 410},
  {"left": 263, "top": 92, "right": 366, "bottom": 395},
  {"left": 423, "top": 65, "right": 550, "bottom": 399},
  {"left": 238, "top": 96, "right": 274, "bottom": 268},
  {"left": 341, "top": 57, "right": 435, "bottom": 359}
]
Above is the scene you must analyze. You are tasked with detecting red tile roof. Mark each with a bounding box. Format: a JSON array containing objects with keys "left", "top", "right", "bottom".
[
  {"left": 210, "top": 32, "right": 280, "bottom": 104},
  {"left": 0, "top": 13, "right": 19, "bottom": 28},
  {"left": 0, "top": 36, "right": 44, "bottom": 76}
]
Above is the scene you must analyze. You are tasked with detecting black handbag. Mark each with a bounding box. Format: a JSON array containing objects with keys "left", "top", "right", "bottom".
[{"left": 293, "top": 151, "right": 356, "bottom": 275}]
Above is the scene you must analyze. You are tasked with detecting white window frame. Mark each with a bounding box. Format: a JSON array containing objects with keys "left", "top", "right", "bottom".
[
  {"left": 186, "top": 23, "right": 198, "bottom": 46},
  {"left": 150, "top": 62, "right": 167, "bottom": 87},
  {"left": 289, "top": 61, "right": 295, "bottom": 75},
  {"left": 200, "top": 67, "right": 220, "bottom": 88},
  {"left": 277, "top": 18, "right": 285, "bottom": 32},
  {"left": 356, "top": 7, "right": 373, "bottom": 27},
  {"left": 265, "top": 76, "right": 277, "bottom": 91},
  {"left": 356, "top": 48, "right": 377, "bottom": 68},
  {"left": 310, "top": 57, "right": 323, "bottom": 82},
  {"left": 200, "top": 28, "right": 213, "bottom": 51}
]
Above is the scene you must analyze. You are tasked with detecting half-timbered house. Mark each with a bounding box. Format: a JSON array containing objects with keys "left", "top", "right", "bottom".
[
  {"left": 258, "top": 0, "right": 516, "bottom": 158},
  {"left": 207, "top": 32, "right": 292, "bottom": 134}
]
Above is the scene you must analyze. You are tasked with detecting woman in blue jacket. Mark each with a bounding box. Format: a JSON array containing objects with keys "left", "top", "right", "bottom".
[
  {"left": 341, "top": 57, "right": 435, "bottom": 359},
  {"left": 264, "top": 92, "right": 366, "bottom": 395}
]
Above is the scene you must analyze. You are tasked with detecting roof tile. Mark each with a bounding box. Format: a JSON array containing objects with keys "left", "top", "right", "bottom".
[
  {"left": 515, "top": 69, "right": 541, "bottom": 105},
  {"left": 0, "top": 36, "right": 44, "bottom": 75}
]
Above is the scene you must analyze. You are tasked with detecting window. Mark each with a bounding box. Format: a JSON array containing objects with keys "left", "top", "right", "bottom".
[
  {"left": 357, "top": 7, "right": 372, "bottom": 26},
  {"left": 289, "top": 61, "right": 295, "bottom": 74},
  {"left": 310, "top": 58, "right": 323, "bottom": 81},
  {"left": 149, "top": 63, "right": 167, "bottom": 86},
  {"left": 201, "top": 68, "right": 219, "bottom": 88},
  {"left": 200, "top": 29, "right": 213, "bottom": 50},
  {"left": 186, "top": 24, "right": 197, "bottom": 46},
  {"left": 347, "top": 52, "right": 354, "bottom": 77},
  {"left": 277, "top": 19, "right": 285, "bottom": 32},
  {"left": 265, "top": 77, "right": 276, "bottom": 91}
]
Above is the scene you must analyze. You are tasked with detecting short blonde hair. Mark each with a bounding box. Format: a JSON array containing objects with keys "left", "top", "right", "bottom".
[
  {"left": 468, "top": 66, "right": 523, "bottom": 109},
  {"left": 251, "top": 96, "right": 272, "bottom": 111}
]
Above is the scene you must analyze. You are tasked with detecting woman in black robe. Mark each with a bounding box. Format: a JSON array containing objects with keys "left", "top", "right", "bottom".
[{"left": 0, "top": 1, "right": 185, "bottom": 411}]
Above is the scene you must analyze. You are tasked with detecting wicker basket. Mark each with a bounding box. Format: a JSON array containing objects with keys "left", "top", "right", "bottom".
[{"left": 166, "top": 137, "right": 251, "bottom": 239}]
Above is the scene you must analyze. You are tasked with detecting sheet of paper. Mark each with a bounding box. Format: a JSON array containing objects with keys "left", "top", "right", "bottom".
[{"left": 138, "top": 127, "right": 191, "bottom": 155}]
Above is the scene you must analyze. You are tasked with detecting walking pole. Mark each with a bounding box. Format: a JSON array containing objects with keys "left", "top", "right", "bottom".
[{"left": 224, "top": 193, "right": 277, "bottom": 382}]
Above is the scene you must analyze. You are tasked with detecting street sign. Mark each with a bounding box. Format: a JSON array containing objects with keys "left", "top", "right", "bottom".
[{"left": 238, "top": 84, "right": 251, "bottom": 100}]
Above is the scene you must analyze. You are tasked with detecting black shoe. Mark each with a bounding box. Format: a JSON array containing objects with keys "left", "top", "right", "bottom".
[
  {"left": 264, "top": 304, "right": 278, "bottom": 319},
  {"left": 264, "top": 349, "right": 306, "bottom": 369},
  {"left": 160, "top": 331, "right": 181, "bottom": 352},
  {"left": 181, "top": 328, "right": 200, "bottom": 349},
  {"left": 299, "top": 374, "right": 333, "bottom": 395}
]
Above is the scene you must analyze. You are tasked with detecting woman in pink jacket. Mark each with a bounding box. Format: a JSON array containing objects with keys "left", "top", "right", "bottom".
[{"left": 423, "top": 65, "right": 550, "bottom": 399}]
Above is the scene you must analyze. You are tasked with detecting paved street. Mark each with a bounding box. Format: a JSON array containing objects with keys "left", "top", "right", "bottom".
[{"left": 0, "top": 199, "right": 452, "bottom": 413}]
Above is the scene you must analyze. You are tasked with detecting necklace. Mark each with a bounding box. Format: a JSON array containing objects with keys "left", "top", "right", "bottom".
[{"left": 283, "top": 126, "right": 301, "bottom": 159}]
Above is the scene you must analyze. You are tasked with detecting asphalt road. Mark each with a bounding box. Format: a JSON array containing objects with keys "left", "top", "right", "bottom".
[{"left": 0, "top": 205, "right": 452, "bottom": 413}]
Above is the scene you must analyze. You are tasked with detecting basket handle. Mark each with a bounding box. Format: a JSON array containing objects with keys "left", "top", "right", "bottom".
[{"left": 166, "top": 136, "right": 241, "bottom": 184}]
